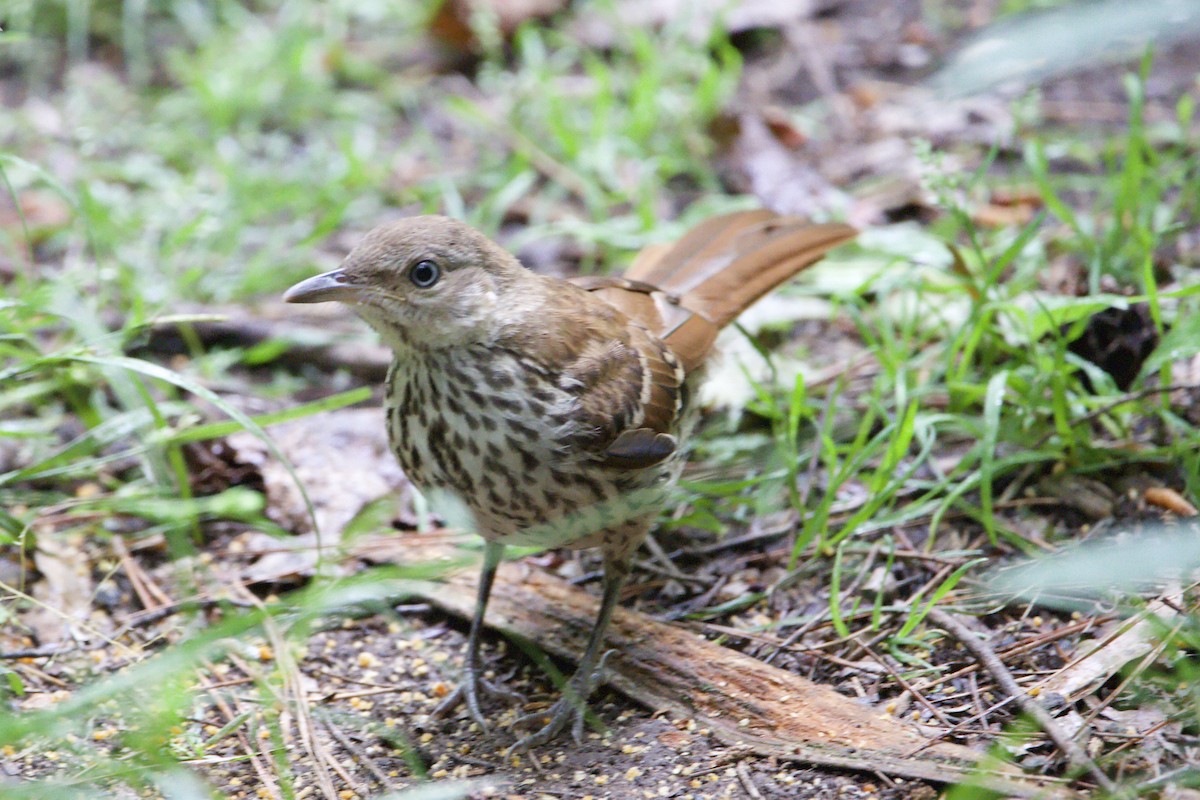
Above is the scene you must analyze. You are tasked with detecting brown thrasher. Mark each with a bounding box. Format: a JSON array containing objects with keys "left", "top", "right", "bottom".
[{"left": 284, "top": 210, "right": 855, "bottom": 750}]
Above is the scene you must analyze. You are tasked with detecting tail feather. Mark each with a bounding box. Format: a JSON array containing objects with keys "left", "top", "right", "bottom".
[
  {"left": 579, "top": 210, "right": 855, "bottom": 374},
  {"left": 626, "top": 210, "right": 857, "bottom": 329},
  {"left": 624, "top": 209, "right": 777, "bottom": 293}
]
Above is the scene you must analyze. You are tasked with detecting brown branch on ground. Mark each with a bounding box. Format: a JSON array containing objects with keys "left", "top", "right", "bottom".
[
  {"left": 371, "top": 538, "right": 1077, "bottom": 798},
  {"left": 316, "top": 708, "right": 397, "bottom": 791},
  {"left": 112, "top": 535, "right": 172, "bottom": 611},
  {"left": 925, "top": 607, "right": 1116, "bottom": 794}
]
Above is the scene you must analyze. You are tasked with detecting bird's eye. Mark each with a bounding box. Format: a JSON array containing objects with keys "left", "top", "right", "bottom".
[{"left": 409, "top": 259, "right": 440, "bottom": 288}]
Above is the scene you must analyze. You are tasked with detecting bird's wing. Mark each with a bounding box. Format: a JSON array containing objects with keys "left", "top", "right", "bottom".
[
  {"left": 556, "top": 320, "right": 683, "bottom": 469},
  {"left": 560, "top": 211, "right": 853, "bottom": 467}
]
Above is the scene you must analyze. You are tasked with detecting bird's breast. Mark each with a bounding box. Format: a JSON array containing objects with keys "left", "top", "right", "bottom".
[{"left": 385, "top": 347, "right": 668, "bottom": 545}]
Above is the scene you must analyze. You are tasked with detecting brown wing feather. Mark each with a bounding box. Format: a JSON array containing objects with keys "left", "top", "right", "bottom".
[
  {"left": 556, "top": 325, "right": 680, "bottom": 468},
  {"left": 600, "top": 428, "right": 676, "bottom": 469},
  {"left": 564, "top": 210, "right": 854, "bottom": 467},
  {"left": 559, "top": 337, "right": 643, "bottom": 448}
]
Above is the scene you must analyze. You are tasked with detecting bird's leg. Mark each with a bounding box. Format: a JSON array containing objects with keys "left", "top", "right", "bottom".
[
  {"left": 508, "top": 551, "right": 632, "bottom": 754},
  {"left": 434, "top": 541, "right": 521, "bottom": 729}
]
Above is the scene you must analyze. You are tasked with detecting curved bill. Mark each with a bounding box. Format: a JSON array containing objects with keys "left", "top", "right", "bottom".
[{"left": 283, "top": 270, "right": 361, "bottom": 304}]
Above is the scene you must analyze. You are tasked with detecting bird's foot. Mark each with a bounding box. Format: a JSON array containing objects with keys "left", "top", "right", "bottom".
[
  {"left": 434, "top": 669, "right": 524, "bottom": 731},
  {"left": 506, "top": 693, "right": 590, "bottom": 756},
  {"left": 505, "top": 650, "right": 613, "bottom": 756}
]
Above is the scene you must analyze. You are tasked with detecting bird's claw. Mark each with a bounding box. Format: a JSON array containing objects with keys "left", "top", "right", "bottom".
[
  {"left": 434, "top": 671, "right": 524, "bottom": 731},
  {"left": 505, "top": 650, "right": 614, "bottom": 757},
  {"left": 506, "top": 693, "right": 590, "bottom": 757}
]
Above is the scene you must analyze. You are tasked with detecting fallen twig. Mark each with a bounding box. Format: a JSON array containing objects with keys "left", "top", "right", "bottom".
[
  {"left": 373, "top": 537, "right": 1076, "bottom": 798},
  {"left": 925, "top": 607, "right": 1115, "bottom": 793}
]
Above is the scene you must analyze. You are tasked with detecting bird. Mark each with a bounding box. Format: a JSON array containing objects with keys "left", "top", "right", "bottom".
[{"left": 283, "top": 209, "right": 856, "bottom": 751}]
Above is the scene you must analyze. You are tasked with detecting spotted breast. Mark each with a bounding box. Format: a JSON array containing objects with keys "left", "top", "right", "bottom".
[{"left": 385, "top": 340, "right": 680, "bottom": 550}]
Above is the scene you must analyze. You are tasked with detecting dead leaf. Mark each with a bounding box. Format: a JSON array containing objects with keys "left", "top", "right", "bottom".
[
  {"left": 1143, "top": 487, "right": 1198, "bottom": 517},
  {"left": 720, "top": 112, "right": 847, "bottom": 218},
  {"left": 430, "top": 0, "right": 568, "bottom": 51},
  {"left": 226, "top": 408, "right": 410, "bottom": 582},
  {"left": 972, "top": 202, "right": 1036, "bottom": 228},
  {"left": 25, "top": 533, "right": 96, "bottom": 646},
  {"left": 1039, "top": 588, "right": 1182, "bottom": 703},
  {"left": 0, "top": 189, "right": 73, "bottom": 240}
]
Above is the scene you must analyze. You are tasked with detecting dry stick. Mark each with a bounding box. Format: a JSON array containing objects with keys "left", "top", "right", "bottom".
[
  {"left": 696, "top": 617, "right": 892, "bottom": 665},
  {"left": 112, "top": 595, "right": 247, "bottom": 638},
  {"left": 917, "top": 616, "right": 1107, "bottom": 691},
  {"left": 685, "top": 513, "right": 794, "bottom": 556},
  {"left": 1032, "top": 382, "right": 1200, "bottom": 449},
  {"left": 763, "top": 611, "right": 825, "bottom": 665},
  {"left": 411, "top": 554, "right": 1076, "bottom": 799},
  {"left": 641, "top": 531, "right": 689, "bottom": 579},
  {"left": 0, "top": 644, "right": 81, "bottom": 660},
  {"left": 925, "top": 607, "right": 1116, "bottom": 793},
  {"left": 12, "top": 661, "right": 68, "bottom": 689},
  {"left": 853, "top": 636, "right": 954, "bottom": 728},
  {"left": 260, "top": 612, "right": 350, "bottom": 800},
  {"left": 111, "top": 535, "right": 171, "bottom": 610},
  {"left": 316, "top": 708, "right": 397, "bottom": 792},
  {"left": 968, "top": 672, "right": 990, "bottom": 731},
  {"left": 906, "top": 690, "right": 1023, "bottom": 757},
  {"left": 200, "top": 659, "right": 282, "bottom": 798},
  {"left": 227, "top": 577, "right": 346, "bottom": 800},
  {"left": 735, "top": 759, "right": 765, "bottom": 800}
]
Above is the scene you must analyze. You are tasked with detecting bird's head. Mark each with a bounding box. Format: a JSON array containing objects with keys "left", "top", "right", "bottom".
[{"left": 284, "top": 215, "right": 528, "bottom": 350}]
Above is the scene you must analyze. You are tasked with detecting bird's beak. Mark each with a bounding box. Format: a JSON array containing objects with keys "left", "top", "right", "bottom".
[{"left": 283, "top": 269, "right": 361, "bottom": 304}]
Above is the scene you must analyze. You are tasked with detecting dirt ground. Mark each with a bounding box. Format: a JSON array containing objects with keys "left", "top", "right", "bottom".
[{"left": 4, "top": 0, "right": 1200, "bottom": 798}]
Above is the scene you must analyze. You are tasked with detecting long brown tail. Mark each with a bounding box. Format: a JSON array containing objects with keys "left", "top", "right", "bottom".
[
  {"left": 631, "top": 210, "right": 856, "bottom": 328},
  {"left": 580, "top": 211, "right": 855, "bottom": 372}
]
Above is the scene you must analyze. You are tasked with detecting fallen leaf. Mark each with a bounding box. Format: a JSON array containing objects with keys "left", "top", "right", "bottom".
[
  {"left": 1038, "top": 588, "right": 1182, "bottom": 703},
  {"left": 226, "top": 408, "right": 410, "bottom": 582},
  {"left": 25, "top": 533, "right": 96, "bottom": 646},
  {"left": 1143, "top": 487, "right": 1198, "bottom": 517},
  {"left": 430, "top": 0, "right": 568, "bottom": 52}
]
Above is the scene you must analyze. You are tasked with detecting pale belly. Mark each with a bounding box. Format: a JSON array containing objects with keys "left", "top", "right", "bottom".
[{"left": 385, "top": 348, "right": 670, "bottom": 547}]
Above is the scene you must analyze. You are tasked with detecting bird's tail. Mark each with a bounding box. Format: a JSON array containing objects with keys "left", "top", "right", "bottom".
[
  {"left": 600, "top": 210, "right": 855, "bottom": 371},
  {"left": 631, "top": 210, "right": 855, "bottom": 326}
]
